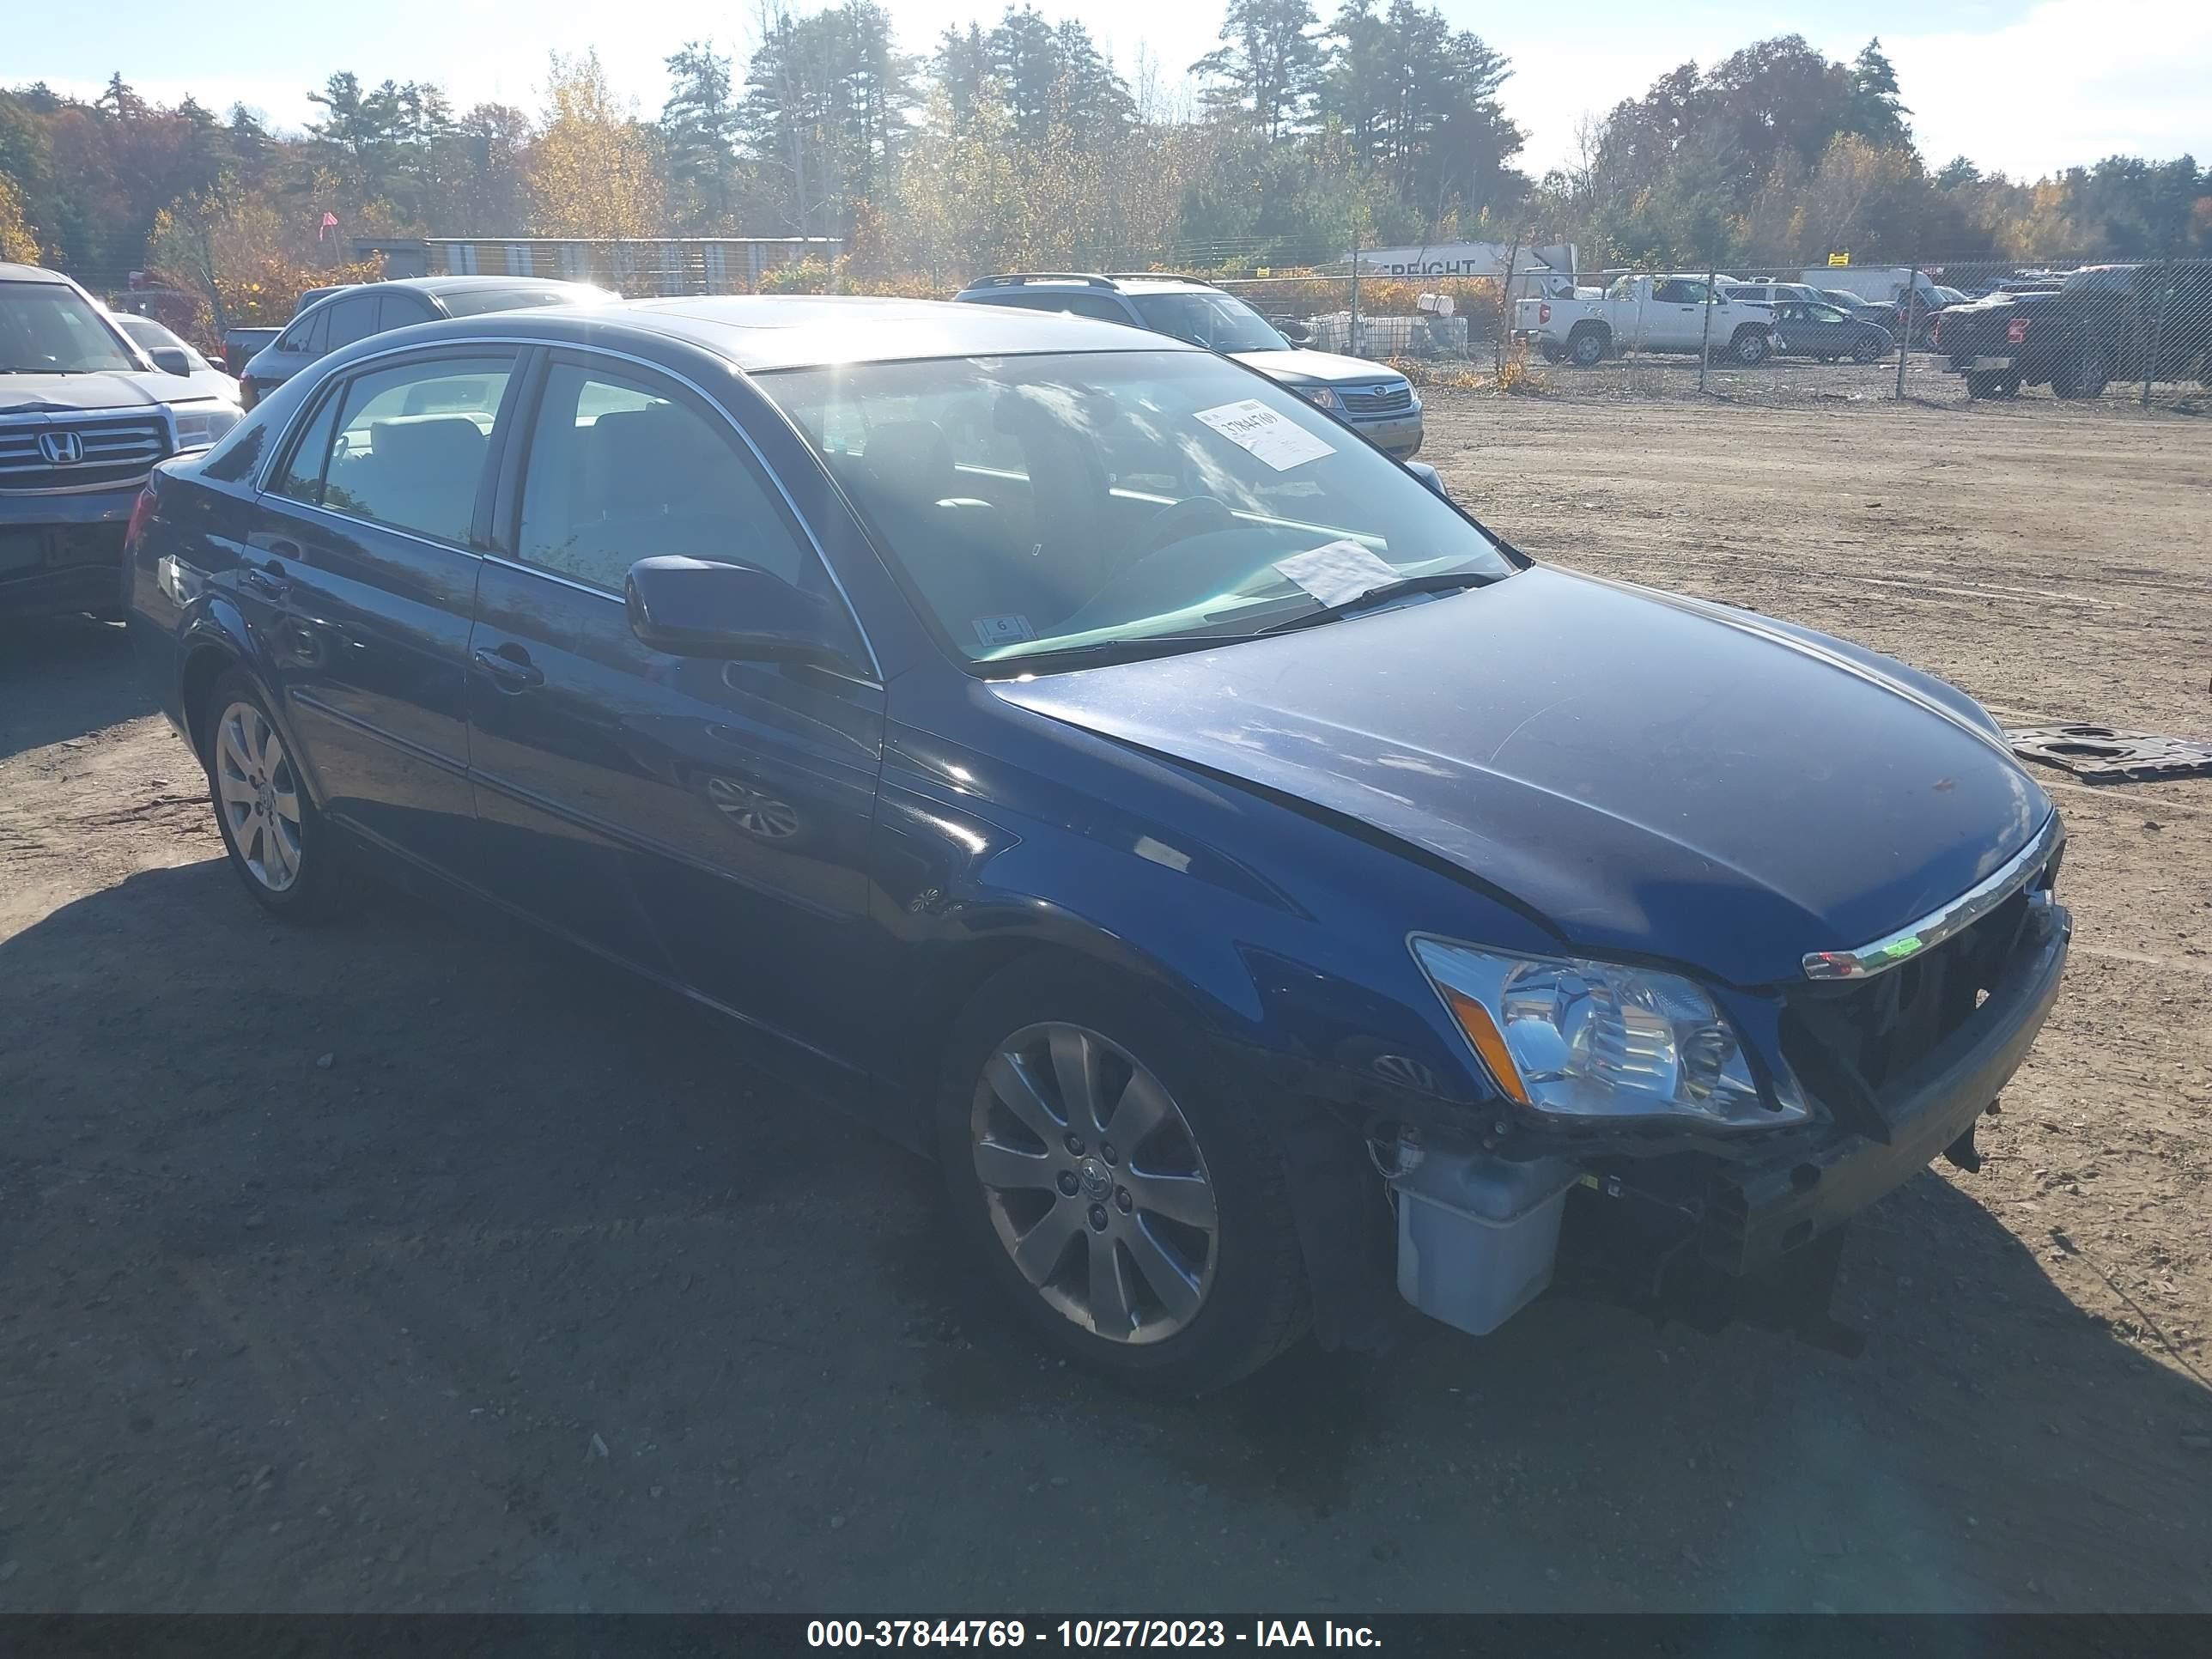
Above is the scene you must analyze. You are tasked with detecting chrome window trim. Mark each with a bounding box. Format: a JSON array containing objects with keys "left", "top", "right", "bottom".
[
  {"left": 1802, "top": 811, "right": 2063, "bottom": 981},
  {"left": 251, "top": 331, "right": 883, "bottom": 682}
]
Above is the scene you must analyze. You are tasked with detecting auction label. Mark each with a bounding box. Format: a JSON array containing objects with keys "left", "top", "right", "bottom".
[{"left": 1192, "top": 400, "right": 1336, "bottom": 471}]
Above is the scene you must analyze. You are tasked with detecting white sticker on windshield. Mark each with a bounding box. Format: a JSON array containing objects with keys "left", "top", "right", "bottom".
[
  {"left": 1272, "top": 540, "right": 1400, "bottom": 608},
  {"left": 972, "top": 614, "right": 1035, "bottom": 648},
  {"left": 1193, "top": 398, "right": 1336, "bottom": 471}
]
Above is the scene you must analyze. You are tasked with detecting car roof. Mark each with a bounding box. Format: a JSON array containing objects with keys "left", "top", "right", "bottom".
[
  {"left": 958, "top": 272, "right": 1218, "bottom": 297},
  {"left": 0, "top": 263, "right": 79, "bottom": 287},
  {"left": 345, "top": 295, "right": 1206, "bottom": 374}
]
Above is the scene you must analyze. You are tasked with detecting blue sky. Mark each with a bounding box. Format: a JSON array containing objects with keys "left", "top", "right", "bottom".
[{"left": 12, "top": 0, "right": 2208, "bottom": 180}]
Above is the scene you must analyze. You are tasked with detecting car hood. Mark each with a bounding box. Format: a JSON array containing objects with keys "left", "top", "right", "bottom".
[
  {"left": 1232, "top": 348, "right": 1408, "bottom": 388},
  {"left": 0, "top": 370, "right": 181, "bottom": 415},
  {"left": 992, "top": 566, "right": 2051, "bottom": 987}
]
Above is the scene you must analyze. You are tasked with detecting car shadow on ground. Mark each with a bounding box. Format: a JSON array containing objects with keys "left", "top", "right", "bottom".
[
  {"left": 0, "top": 618, "right": 153, "bottom": 759},
  {"left": 3, "top": 857, "right": 2207, "bottom": 1612}
]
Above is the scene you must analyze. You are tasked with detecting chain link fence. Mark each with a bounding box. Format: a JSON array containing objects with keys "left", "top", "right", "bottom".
[{"left": 1211, "top": 257, "right": 2212, "bottom": 412}]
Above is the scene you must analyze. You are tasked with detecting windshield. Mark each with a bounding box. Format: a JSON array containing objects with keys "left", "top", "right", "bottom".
[
  {"left": 1127, "top": 292, "right": 1289, "bottom": 354},
  {"left": 0, "top": 282, "right": 143, "bottom": 374},
  {"left": 2063, "top": 266, "right": 2137, "bottom": 298},
  {"left": 759, "top": 350, "right": 1511, "bottom": 670}
]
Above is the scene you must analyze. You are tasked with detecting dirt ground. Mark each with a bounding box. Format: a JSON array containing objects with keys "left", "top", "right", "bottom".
[{"left": 3, "top": 389, "right": 2209, "bottom": 1613}]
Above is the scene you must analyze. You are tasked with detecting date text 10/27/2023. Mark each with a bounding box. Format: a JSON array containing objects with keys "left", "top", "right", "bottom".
[{"left": 806, "top": 1620, "right": 1383, "bottom": 1649}]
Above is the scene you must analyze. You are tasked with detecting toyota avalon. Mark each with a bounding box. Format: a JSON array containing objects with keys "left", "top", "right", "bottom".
[{"left": 125, "top": 298, "right": 2069, "bottom": 1390}]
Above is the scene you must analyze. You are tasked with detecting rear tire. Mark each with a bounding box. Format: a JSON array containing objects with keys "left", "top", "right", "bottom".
[
  {"left": 2052, "top": 346, "right": 2110, "bottom": 399},
  {"left": 1568, "top": 327, "right": 1607, "bottom": 368},
  {"left": 935, "top": 958, "right": 1307, "bottom": 1394},
  {"left": 202, "top": 668, "right": 354, "bottom": 921}
]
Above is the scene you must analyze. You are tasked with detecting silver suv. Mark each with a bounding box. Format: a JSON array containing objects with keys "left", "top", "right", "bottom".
[{"left": 952, "top": 273, "right": 1422, "bottom": 459}]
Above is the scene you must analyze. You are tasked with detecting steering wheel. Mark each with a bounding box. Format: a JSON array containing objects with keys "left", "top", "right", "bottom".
[{"left": 1135, "top": 495, "right": 1237, "bottom": 558}]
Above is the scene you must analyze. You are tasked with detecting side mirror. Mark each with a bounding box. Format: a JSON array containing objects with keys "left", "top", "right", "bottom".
[
  {"left": 1405, "top": 461, "right": 1449, "bottom": 501},
  {"left": 149, "top": 346, "right": 193, "bottom": 377},
  {"left": 1276, "top": 319, "right": 1312, "bottom": 346},
  {"left": 625, "top": 556, "right": 862, "bottom": 672}
]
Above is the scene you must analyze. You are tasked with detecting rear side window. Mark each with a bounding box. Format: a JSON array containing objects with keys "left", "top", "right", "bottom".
[
  {"left": 277, "top": 307, "right": 329, "bottom": 356},
  {"left": 268, "top": 389, "right": 343, "bottom": 503},
  {"left": 514, "top": 360, "right": 816, "bottom": 594},
  {"left": 307, "top": 356, "right": 514, "bottom": 544},
  {"left": 996, "top": 292, "right": 1132, "bottom": 325}
]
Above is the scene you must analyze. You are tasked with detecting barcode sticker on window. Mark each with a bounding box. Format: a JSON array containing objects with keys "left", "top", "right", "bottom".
[{"left": 1193, "top": 399, "right": 1335, "bottom": 471}]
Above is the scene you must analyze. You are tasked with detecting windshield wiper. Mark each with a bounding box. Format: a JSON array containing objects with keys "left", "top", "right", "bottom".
[
  {"left": 1255, "top": 570, "right": 1498, "bottom": 636},
  {"left": 981, "top": 630, "right": 1256, "bottom": 676}
]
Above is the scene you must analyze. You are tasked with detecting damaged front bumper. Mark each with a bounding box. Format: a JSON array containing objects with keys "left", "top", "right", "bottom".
[{"left": 1382, "top": 891, "right": 2072, "bottom": 1345}]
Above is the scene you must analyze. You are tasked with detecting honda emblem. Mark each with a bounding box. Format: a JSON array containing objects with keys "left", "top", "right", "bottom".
[{"left": 39, "top": 430, "right": 86, "bottom": 465}]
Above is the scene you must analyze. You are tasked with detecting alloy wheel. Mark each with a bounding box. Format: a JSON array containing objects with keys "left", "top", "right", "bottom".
[
  {"left": 706, "top": 775, "right": 801, "bottom": 841},
  {"left": 969, "top": 1022, "right": 1219, "bottom": 1345},
  {"left": 214, "top": 701, "right": 304, "bottom": 892}
]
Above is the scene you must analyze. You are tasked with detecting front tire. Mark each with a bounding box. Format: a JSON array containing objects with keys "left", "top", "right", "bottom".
[
  {"left": 1730, "top": 326, "right": 1771, "bottom": 366},
  {"left": 1850, "top": 333, "right": 1886, "bottom": 364},
  {"left": 203, "top": 669, "right": 352, "bottom": 921},
  {"left": 936, "top": 960, "right": 1307, "bottom": 1393}
]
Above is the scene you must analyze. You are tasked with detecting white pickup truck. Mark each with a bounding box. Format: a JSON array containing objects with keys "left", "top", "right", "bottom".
[{"left": 1513, "top": 273, "right": 1778, "bottom": 367}]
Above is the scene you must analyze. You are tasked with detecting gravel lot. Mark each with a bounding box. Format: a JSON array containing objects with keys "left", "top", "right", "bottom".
[{"left": 3, "top": 388, "right": 2208, "bottom": 1612}]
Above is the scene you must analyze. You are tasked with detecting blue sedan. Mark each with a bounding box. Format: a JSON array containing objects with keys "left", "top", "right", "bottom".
[{"left": 125, "top": 297, "right": 2068, "bottom": 1390}]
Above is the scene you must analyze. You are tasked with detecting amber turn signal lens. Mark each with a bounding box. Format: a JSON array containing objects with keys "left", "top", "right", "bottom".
[{"left": 1440, "top": 984, "right": 1530, "bottom": 1105}]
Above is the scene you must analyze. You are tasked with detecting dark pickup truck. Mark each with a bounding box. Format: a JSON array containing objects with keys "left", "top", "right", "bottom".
[{"left": 1935, "top": 262, "right": 2212, "bottom": 399}]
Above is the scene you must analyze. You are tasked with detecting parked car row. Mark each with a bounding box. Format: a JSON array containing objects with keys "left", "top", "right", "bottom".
[
  {"left": 118, "top": 290, "right": 2069, "bottom": 1389},
  {"left": 1510, "top": 273, "right": 1894, "bottom": 367}
]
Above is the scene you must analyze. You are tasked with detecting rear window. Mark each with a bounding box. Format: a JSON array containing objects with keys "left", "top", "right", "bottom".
[
  {"left": 2062, "top": 267, "right": 2138, "bottom": 298},
  {"left": 438, "top": 287, "right": 590, "bottom": 319}
]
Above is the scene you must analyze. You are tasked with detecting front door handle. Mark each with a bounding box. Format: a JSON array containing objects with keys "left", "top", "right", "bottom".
[{"left": 473, "top": 643, "right": 545, "bottom": 691}]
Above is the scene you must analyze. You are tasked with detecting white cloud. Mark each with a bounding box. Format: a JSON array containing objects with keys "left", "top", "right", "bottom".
[
  {"left": 1876, "top": 0, "right": 2212, "bottom": 174},
  {"left": 1498, "top": 0, "right": 2212, "bottom": 180}
]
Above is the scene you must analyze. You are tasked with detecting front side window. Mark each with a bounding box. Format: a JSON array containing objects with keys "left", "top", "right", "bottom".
[
  {"left": 322, "top": 295, "right": 381, "bottom": 350},
  {"left": 1127, "top": 292, "right": 1288, "bottom": 353},
  {"left": 514, "top": 361, "right": 815, "bottom": 594},
  {"left": 311, "top": 356, "right": 514, "bottom": 544},
  {"left": 759, "top": 351, "right": 1514, "bottom": 670},
  {"left": 0, "top": 282, "right": 143, "bottom": 374},
  {"left": 374, "top": 293, "right": 435, "bottom": 331}
]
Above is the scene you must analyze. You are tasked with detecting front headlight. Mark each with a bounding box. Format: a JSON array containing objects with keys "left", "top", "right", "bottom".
[
  {"left": 172, "top": 404, "right": 241, "bottom": 451},
  {"left": 1297, "top": 385, "right": 1345, "bottom": 411},
  {"left": 1411, "top": 937, "right": 1808, "bottom": 1129}
]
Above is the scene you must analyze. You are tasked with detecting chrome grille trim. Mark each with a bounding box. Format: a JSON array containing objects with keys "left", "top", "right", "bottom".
[{"left": 1801, "top": 811, "right": 2063, "bottom": 981}]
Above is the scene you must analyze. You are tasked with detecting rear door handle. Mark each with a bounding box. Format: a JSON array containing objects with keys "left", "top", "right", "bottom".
[
  {"left": 473, "top": 643, "right": 545, "bottom": 691},
  {"left": 240, "top": 556, "right": 290, "bottom": 600}
]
